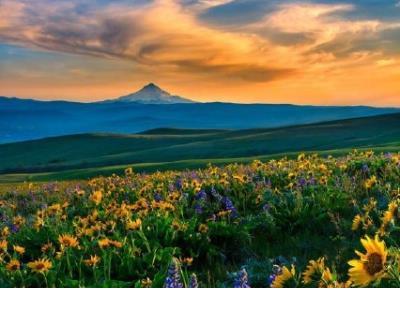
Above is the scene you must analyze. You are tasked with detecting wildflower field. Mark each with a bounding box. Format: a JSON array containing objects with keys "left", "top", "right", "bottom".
[{"left": 0, "top": 150, "right": 400, "bottom": 288}]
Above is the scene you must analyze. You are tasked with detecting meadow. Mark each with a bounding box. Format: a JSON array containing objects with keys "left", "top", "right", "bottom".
[
  {"left": 0, "top": 150, "right": 399, "bottom": 287},
  {"left": 1, "top": 112, "right": 400, "bottom": 183}
]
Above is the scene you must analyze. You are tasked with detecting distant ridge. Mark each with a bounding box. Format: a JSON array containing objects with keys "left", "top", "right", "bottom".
[
  {"left": 138, "top": 128, "right": 229, "bottom": 135},
  {"left": 109, "top": 83, "right": 196, "bottom": 104},
  {"left": 1, "top": 112, "right": 399, "bottom": 176},
  {"left": 1, "top": 86, "right": 399, "bottom": 143}
]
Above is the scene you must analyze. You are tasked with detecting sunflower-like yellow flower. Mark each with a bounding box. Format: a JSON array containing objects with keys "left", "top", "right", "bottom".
[
  {"left": 382, "top": 201, "right": 398, "bottom": 226},
  {"left": 327, "top": 280, "right": 352, "bottom": 288},
  {"left": 180, "top": 257, "right": 194, "bottom": 266},
  {"left": 98, "top": 238, "right": 122, "bottom": 249},
  {"left": 321, "top": 267, "right": 333, "bottom": 283},
  {"left": 2, "top": 226, "right": 9, "bottom": 238},
  {"left": 75, "top": 189, "right": 86, "bottom": 197},
  {"left": 58, "top": 234, "right": 79, "bottom": 249},
  {"left": 13, "top": 245, "right": 25, "bottom": 255},
  {"left": 47, "top": 203, "right": 61, "bottom": 215},
  {"left": 98, "top": 238, "right": 111, "bottom": 248},
  {"left": 198, "top": 224, "right": 208, "bottom": 234},
  {"left": 41, "top": 242, "right": 53, "bottom": 253},
  {"left": 352, "top": 214, "right": 362, "bottom": 231},
  {"left": 319, "top": 176, "right": 328, "bottom": 185},
  {"left": 388, "top": 201, "right": 398, "bottom": 213},
  {"left": 348, "top": 235, "right": 387, "bottom": 287},
  {"left": 141, "top": 277, "right": 153, "bottom": 288},
  {"left": 110, "top": 240, "right": 123, "bottom": 248},
  {"left": 126, "top": 218, "right": 142, "bottom": 231},
  {"left": 84, "top": 255, "right": 101, "bottom": 267},
  {"left": 34, "top": 216, "right": 45, "bottom": 231},
  {"left": 382, "top": 211, "right": 393, "bottom": 225},
  {"left": 297, "top": 153, "right": 306, "bottom": 161},
  {"left": 90, "top": 191, "right": 103, "bottom": 205},
  {"left": 152, "top": 201, "right": 175, "bottom": 211},
  {"left": 0, "top": 239, "right": 8, "bottom": 254},
  {"left": 125, "top": 167, "right": 133, "bottom": 176},
  {"left": 27, "top": 258, "right": 52, "bottom": 273},
  {"left": 6, "top": 259, "right": 21, "bottom": 271},
  {"left": 302, "top": 258, "right": 325, "bottom": 285},
  {"left": 271, "top": 265, "right": 296, "bottom": 288},
  {"left": 233, "top": 174, "right": 248, "bottom": 183},
  {"left": 364, "top": 176, "right": 377, "bottom": 189}
]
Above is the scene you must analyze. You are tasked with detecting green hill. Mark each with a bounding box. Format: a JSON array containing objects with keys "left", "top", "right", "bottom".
[{"left": 0, "top": 113, "right": 399, "bottom": 182}]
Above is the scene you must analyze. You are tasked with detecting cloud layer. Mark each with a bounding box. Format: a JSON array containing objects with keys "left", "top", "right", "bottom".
[{"left": 0, "top": 0, "right": 399, "bottom": 105}]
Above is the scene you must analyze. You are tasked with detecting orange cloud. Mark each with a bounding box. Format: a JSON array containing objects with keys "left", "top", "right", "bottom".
[{"left": 0, "top": 0, "right": 399, "bottom": 106}]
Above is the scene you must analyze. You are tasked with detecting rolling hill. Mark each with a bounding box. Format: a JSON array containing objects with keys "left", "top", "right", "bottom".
[
  {"left": 1, "top": 113, "right": 399, "bottom": 181},
  {"left": 1, "top": 83, "right": 398, "bottom": 143}
]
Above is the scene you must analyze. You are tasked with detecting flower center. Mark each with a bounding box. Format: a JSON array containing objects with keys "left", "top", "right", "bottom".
[
  {"left": 10, "top": 264, "right": 19, "bottom": 270},
  {"left": 36, "top": 263, "right": 45, "bottom": 270},
  {"left": 365, "top": 253, "right": 383, "bottom": 275}
]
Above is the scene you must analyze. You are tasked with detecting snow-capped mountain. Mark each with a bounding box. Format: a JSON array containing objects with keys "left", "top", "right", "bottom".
[{"left": 112, "top": 83, "right": 196, "bottom": 104}]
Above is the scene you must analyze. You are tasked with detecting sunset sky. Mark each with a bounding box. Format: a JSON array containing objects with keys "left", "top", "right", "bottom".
[{"left": 0, "top": 0, "right": 399, "bottom": 106}]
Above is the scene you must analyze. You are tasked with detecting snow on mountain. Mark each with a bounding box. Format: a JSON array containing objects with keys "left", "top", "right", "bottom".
[{"left": 113, "top": 83, "right": 196, "bottom": 104}]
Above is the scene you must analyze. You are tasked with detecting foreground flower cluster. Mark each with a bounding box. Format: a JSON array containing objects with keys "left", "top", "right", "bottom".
[{"left": 0, "top": 150, "right": 399, "bottom": 287}]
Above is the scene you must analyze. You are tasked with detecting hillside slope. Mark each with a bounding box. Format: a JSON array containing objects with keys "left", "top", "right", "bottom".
[
  {"left": 1, "top": 113, "right": 399, "bottom": 174},
  {"left": 1, "top": 94, "right": 398, "bottom": 143}
]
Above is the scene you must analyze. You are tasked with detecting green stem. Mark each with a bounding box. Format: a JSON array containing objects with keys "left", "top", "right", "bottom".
[
  {"left": 42, "top": 272, "right": 49, "bottom": 288},
  {"left": 66, "top": 251, "right": 73, "bottom": 278},
  {"left": 93, "top": 267, "right": 98, "bottom": 285},
  {"left": 108, "top": 253, "right": 112, "bottom": 281}
]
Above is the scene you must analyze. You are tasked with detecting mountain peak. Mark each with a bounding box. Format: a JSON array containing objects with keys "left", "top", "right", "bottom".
[
  {"left": 115, "top": 83, "right": 195, "bottom": 104},
  {"left": 142, "top": 82, "right": 160, "bottom": 90}
]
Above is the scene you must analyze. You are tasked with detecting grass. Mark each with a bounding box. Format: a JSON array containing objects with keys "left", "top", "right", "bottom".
[
  {"left": 0, "top": 113, "right": 399, "bottom": 183},
  {"left": 0, "top": 145, "right": 399, "bottom": 184}
]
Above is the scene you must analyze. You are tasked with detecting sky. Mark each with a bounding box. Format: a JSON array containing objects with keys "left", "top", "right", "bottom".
[{"left": 0, "top": 0, "right": 399, "bottom": 106}]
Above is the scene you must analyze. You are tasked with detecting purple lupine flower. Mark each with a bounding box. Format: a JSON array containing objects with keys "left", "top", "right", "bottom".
[
  {"left": 210, "top": 187, "right": 223, "bottom": 201},
  {"left": 154, "top": 193, "right": 162, "bottom": 202},
  {"left": 175, "top": 179, "right": 183, "bottom": 190},
  {"left": 10, "top": 224, "right": 19, "bottom": 233},
  {"left": 268, "top": 264, "right": 283, "bottom": 287},
  {"left": 222, "top": 196, "right": 238, "bottom": 218},
  {"left": 234, "top": 268, "right": 250, "bottom": 288},
  {"left": 164, "top": 258, "right": 183, "bottom": 288},
  {"left": 297, "top": 178, "right": 307, "bottom": 188},
  {"left": 362, "top": 164, "right": 369, "bottom": 173},
  {"left": 267, "top": 274, "right": 277, "bottom": 286},
  {"left": 384, "top": 152, "right": 392, "bottom": 159},
  {"left": 194, "top": 204, "right": 203, "bottom": 214},
  {"left": 195, "top": 190, "right": 207, "bottom": 200},
  {"left": 308, "top": 177, "right": 316, "bottom": 186},
  {"left": 189, "top": 273, "right": 199, "bottom": 288}
]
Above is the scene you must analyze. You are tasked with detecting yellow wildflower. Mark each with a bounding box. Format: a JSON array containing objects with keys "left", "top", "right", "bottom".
[
  {"left": 6, "top": 259, "right": 21, "bottom": 271},
  {"left": 84, "top": 255, "right": 101, "bottom": 267},
  {"left": 90, "top": 191, "right": 103, "bottom": 205},
  {"left": 27, "top": 258, "right": 52, "bottom": 273},
  {"left": 13, "top": 245, "right": 25, "bottom": 255},
  {"left": 126, "top": 218, "right": 142, "bottom": 231},
  {"left": 58, "top": 234, "right": 79, "bottom": 249},
  {"left": 348, "top": 235, "right": 387, "bottom": 287},
  {"left": 272, "top": 265, "right": 296, "bottom": 288}
]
